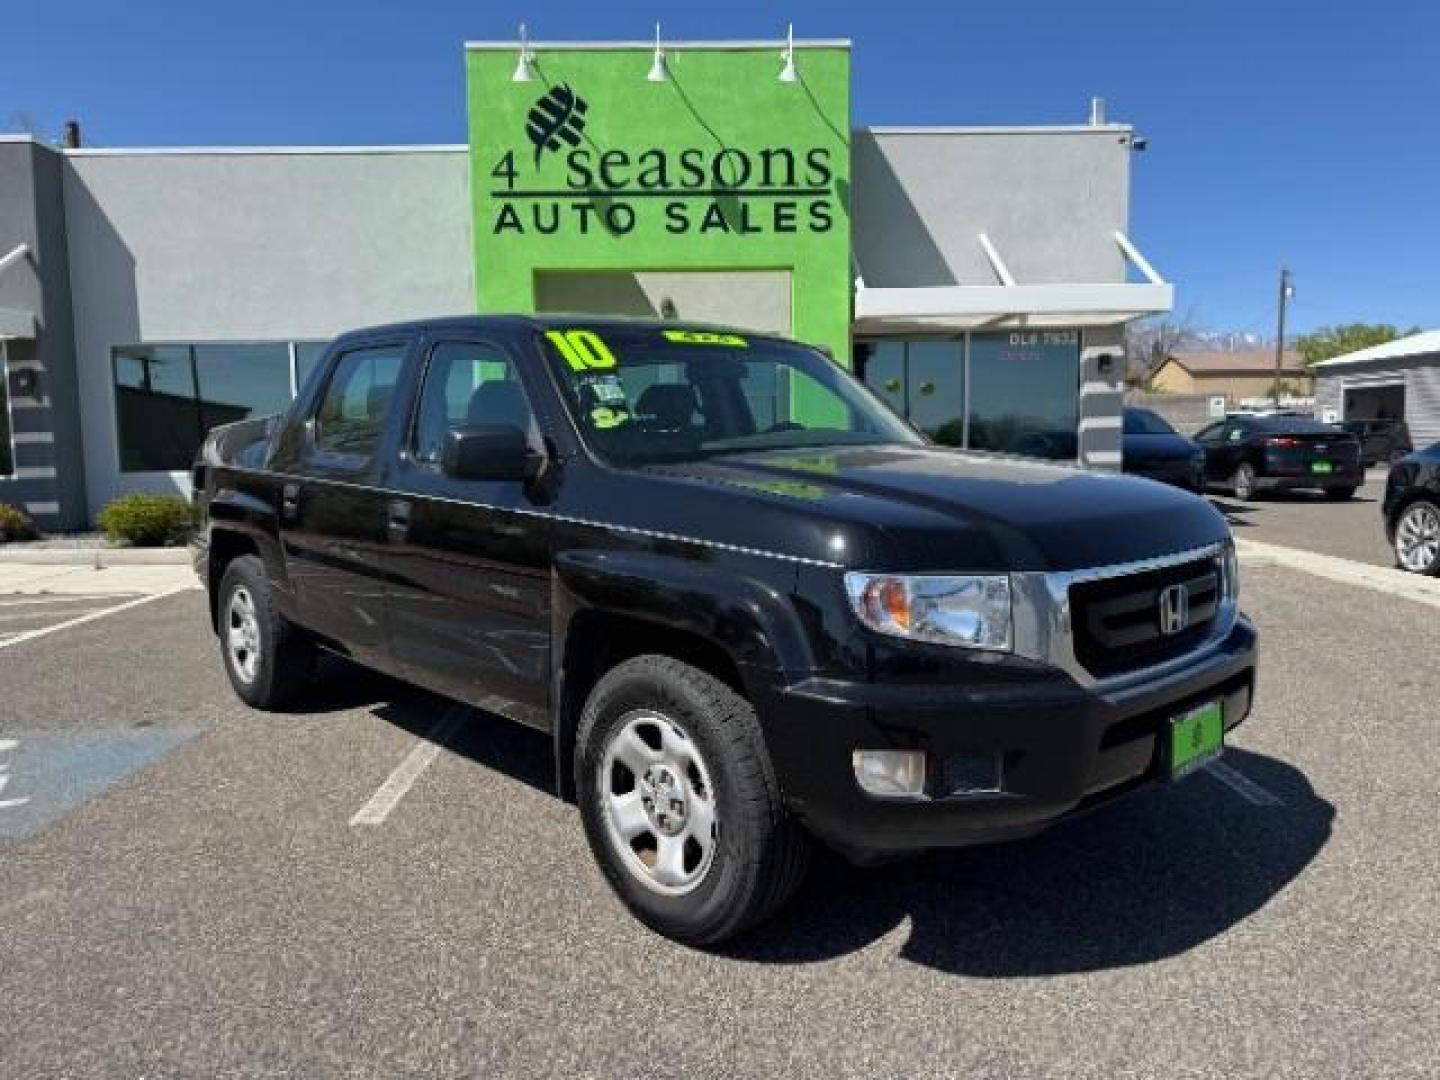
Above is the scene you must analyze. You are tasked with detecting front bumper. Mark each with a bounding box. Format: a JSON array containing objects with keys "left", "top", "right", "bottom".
[{"left": 759, "top": 615, "right": 1257, "bottom": 859}]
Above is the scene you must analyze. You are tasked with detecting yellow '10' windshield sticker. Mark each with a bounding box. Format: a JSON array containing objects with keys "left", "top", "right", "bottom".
[
  {"left": 663, "top": 330, "right": 748, "bottom": 347},
  {"left": 546, "top": 329, "right": 617, "bottom": 372}
]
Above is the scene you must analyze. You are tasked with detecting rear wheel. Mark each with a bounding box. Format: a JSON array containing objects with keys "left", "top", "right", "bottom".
[
  {"left": 1231, "top": 463, "right": 1257, "bottom": 501},
  {"left": 1394, "top": 500, "right": 1440, "bottom": 575},
  {"left": 576, "top": 655, "right": 811, "bottom": 945},
  {"left": 1324, "top": 486, "right": 1357, "bottom": 501},
  {"left": 218, "top": 555, "right": 315, "bottom": 708}
]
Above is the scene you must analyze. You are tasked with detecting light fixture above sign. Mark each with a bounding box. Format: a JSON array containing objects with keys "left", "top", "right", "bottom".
[
  {"left": 779, "top": 24, "right": 799, "bottom": 82},
  {"left": 647, "top": 23, "right": 671, "bottom": 82},
  {"left": 512, "top": 23, "right": 537, "bottom": 82}
]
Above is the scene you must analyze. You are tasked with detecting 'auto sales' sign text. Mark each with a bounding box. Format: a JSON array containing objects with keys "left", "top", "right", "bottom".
[{"left": 488, "top": 84, "right": 836, "bottom": 237}]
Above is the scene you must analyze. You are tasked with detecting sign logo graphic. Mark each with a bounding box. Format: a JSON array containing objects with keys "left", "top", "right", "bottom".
[
  {"left": 1157, "top": 583, "right": 1190, "bottom": 636},
  {"left": 525, "top": 84, "right": 589, "bottom": 167}
]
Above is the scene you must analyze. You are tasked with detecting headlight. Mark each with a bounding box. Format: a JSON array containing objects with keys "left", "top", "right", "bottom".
[
  {"left": 843, "top": 572, "right": 1012, "bottom": 651},
  {"left": 1219, "top": 541, "right": 1240, "bottom": 602}
]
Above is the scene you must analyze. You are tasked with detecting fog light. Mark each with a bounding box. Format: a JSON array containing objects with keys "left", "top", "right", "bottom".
[{"left": 852, "top": 750, "right": 926, "bottom": 799}]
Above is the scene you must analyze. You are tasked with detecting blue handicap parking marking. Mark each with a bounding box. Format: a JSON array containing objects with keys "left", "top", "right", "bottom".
[{"left": 0, "top": 730, "right": 200, "bottom": 840}]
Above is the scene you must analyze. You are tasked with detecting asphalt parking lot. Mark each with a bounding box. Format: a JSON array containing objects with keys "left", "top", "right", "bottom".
[
  {"left": 1210, "top": 469, "right": 1395, "bottom": 567},
  {"left": 1, "top": 554, "right": 1437, "bottom": 1078}
]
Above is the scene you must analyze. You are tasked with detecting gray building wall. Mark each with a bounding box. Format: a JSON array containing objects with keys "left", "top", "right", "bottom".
[
  {"left": 851, "top": 126, "right": 1132, "bottom": 289},
  {"left": 63, "top": 147, "right": 474, "bottom": 517},
  {"left": 1315, "top": 353, "right": 1440, "bottom": 447},
  {"left": 0, "top": 139, "right": 86, "bottom": 530},
  {"left": 851, "top": 126, "right": 1137, "bottom": 469}
]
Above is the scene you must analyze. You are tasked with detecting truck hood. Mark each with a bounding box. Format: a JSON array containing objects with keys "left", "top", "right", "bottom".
[{"left": 643, "top": 444, "right": 1230, "bottom": 572}]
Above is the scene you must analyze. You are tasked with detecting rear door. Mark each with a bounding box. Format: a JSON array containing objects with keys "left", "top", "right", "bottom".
[
  {"left": 380, "top": 334, "right": 552, "bottom": 727},
  {"left": 269, "top": 337, "right": 412, "bottom": 670}
]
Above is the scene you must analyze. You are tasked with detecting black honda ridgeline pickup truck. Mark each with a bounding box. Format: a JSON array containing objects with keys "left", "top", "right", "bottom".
[{"left": 193, "top": 316, "right": 1256, "bottom": 944}]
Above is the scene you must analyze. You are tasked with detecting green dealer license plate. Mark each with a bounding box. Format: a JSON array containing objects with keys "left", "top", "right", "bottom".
[
  {"left": 1311, "top": 460, "right": 1334, "bottom": 474},
  {"left": 1169, "top": 701, "right": 1224, "bottom": 779}
]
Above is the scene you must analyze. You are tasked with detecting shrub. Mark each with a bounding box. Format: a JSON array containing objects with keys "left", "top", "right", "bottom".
[
  {"left": 97, "top": 493, "right": 195, "bottom": 547},
  {"left": 0, "top": 503, "right": 37, "bottom": 543}
]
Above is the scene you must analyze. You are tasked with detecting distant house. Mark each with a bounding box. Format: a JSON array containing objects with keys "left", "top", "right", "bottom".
[{"left": 1149, "top": 349, "right": 1312, "bottom": 402}]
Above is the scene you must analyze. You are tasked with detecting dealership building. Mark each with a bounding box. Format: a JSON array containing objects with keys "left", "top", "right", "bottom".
[{"left": 0, "top": 36, "right": 1172, "bottom": 530}]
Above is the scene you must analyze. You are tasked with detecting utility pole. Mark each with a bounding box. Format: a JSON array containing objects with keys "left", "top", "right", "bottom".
[{"left": 1273, "top": 267, "right": 1294, "bottom": 407}]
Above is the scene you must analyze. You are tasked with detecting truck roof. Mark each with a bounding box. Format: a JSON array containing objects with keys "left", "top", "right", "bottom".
[{"left": 329, "top": 313, "right": 787, "bottom": 345}]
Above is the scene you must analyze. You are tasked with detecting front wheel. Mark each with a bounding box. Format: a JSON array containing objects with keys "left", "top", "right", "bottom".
[
  {"left": 1395, "top": 500, "right": 1440, "bottom": 575},
  {"left": 218, "top": 555, "right": 315, "bottom": 709},
  {"left": 576, "top": 655, "right": 811, "bottom": 945}
]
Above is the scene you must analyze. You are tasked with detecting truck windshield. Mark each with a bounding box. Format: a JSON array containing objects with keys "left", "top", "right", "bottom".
[{"left": 541, "top": 327, "right": 922, "bottom": 466}]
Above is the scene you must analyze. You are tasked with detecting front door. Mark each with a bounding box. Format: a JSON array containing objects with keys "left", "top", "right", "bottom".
[
  {"left": 271, "top": 339, "right": 411, "bottom": 670},
  {"left": 381, "top": 335, "right": 552, "bottom": 728}
]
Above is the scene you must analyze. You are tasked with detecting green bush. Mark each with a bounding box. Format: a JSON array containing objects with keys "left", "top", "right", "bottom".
[
  {"left": 0, "top": 503, "right": 37, "bottom": 543},
  {"left": 97, "top": 493, "right": 195, "bottom": 547}
]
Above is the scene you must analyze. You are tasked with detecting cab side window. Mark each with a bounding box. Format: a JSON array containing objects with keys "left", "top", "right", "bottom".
[
  {"left": 412, "top": 341, "right": 535, "bottom": 465},
  {"left": 311, "top": 344, "right": 406, "bottom": 466}
]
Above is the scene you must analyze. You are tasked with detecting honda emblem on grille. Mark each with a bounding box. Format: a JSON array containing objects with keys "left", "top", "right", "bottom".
[{"left": 1158, "top": 583, "right": 1189, "bottom": 636}]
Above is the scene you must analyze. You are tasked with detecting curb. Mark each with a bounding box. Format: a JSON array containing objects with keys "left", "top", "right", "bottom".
[
  {"left": 1235, "top": 537, "right": 1440, "bottom": 609},
  {"left": 0, "top": 547, "right": 191, "bottom": 567}
]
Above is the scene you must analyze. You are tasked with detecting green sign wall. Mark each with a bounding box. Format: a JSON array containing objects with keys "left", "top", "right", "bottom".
[{"left": 465, "top": 43, "right": 852, "bottom": 361}]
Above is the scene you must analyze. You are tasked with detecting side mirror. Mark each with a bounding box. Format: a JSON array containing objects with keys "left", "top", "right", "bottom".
[{"left": 441, "top": 424, "right": 543, "bottom": 482}]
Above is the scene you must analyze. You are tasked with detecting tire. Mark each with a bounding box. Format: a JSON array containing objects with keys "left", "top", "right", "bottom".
[
  {"left": 1324, "top": 486, "right": 1357, "bottom": 501},
  {"left": 217, "top": 555, "right": 315, "bottom": 709},
  {"left": 1231, "top": 463, "right": 1257, "bottom": 501},
  {"left": 1394, "top": 500, "right": 1440, "bottom": 575},
  {"left": 575, "top": 654, "right": 811, "bottom": 945}
]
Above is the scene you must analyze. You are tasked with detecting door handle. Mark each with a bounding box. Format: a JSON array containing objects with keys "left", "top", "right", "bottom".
[
  {"left": 281, "top": 482, "right": 300, "bottom": 518},
  {"left": 386, "top": 499, "right": 412, "bottom": 542}
]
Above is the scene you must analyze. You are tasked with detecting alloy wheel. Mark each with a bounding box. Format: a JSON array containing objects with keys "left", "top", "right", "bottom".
[
  {"left": 1396, "top": 503, "right": 1440, "bottom": 573},
  {"left": 1233, "top": 465, "right": 1255, "bottom": 501},
  {"left": 226, "top": 586, "right": 262, "bottom": 684},
  {"left": 598, "top": 709, "right": 718, "bottom": 896}
]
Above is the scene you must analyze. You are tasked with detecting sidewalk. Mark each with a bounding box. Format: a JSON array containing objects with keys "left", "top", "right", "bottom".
[{"left": 0, "top": 562, "right": 200, "bottom": 596}]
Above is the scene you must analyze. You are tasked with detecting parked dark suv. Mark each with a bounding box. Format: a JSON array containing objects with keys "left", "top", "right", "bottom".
[
  {"left": 1196, "top": 415, "right": 1363, "bottom": 501},
  {"left": 192, "top": 316, "right": 1256, "bottom": 944},
  {"left": 1341, "top": 418, "right": 1413, "bottom": 467}
]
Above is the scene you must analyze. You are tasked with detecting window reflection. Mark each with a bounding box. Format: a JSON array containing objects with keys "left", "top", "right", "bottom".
[
  {"left": 967, "top": 332, "right": 1080, "bottom": 460},
  {"left": 0, "top": 345, "right": 13, "bottom": 477},
  {"left": 858, "top": 331, "right": 1080, "bottom": 460},
  {"left": 113, "top": 343, "right": 292, "bottom": 472}
]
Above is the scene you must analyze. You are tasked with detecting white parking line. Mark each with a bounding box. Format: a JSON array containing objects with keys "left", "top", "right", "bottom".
[
  {"left": 349, "top": 705, "right": 467, "bottom": 827},
  {"left": 0, "top": 587, "right": 192, "bottom": 651},
  {"left": 1207, "top": 759, "right": 1283, "bottom": 806}
]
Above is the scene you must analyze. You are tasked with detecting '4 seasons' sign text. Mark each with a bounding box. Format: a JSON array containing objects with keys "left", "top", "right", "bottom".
[{"left": 488, "top": 83, "right": 837, "bottom": 238}]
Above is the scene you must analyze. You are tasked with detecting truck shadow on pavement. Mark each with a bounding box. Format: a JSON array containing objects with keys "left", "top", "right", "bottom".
[
  {"left": 729, "top": 748, "right": 1333, "bottom": 975},
  {"left": 307, "top": 669, "right": 1333, "bottom": 976}
]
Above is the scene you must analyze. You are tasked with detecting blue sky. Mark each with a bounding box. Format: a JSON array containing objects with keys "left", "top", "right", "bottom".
[{"left": 7, "top": 0, "right": 1437, "bottom": 335}]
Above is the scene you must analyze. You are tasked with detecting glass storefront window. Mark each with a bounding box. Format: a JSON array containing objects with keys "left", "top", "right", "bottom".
[
  {"left": 113, "top": 342, "right": 298, "bottom": 472},
  {"left": 857, "top": 331, "right": 1081, "bottom": 460},
  {"left": 967, "top": 331, "right": 1080, "bottom": 460},
  {"left": 0, "top": 343, "right": 13, "bottom": 478},
  {"left": 295, "top": 341, "right": 330, "bottom": 393},
  {"left": 193, "top": 344, "right": 292, "bottom": 433},
  {"left": 114, "top": 345, "right": 202, "bottom": 472}
]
